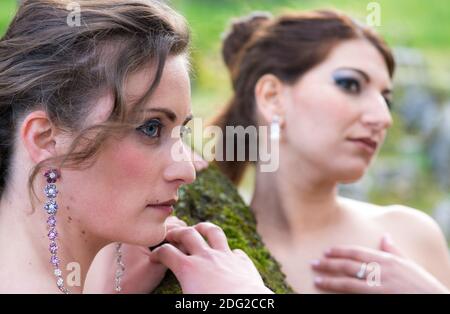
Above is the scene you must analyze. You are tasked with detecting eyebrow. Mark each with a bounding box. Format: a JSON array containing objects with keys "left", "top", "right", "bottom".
[
  {"left": 337, "top": 67, "right": 371, "bottom": 83},
  {"left": 144, "top": 107, "right": 193, "bottom": 125}
]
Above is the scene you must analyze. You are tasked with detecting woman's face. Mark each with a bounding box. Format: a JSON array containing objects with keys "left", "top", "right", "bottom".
[
  {"left": 55, "top": 55, "right": 195, "bottom": 247},
  {"left": 282, "top": 39, "right": 393, "bottom": 183}
]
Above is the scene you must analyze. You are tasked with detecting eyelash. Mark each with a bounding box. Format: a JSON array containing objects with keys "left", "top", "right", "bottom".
[
  {"left": 136, "top": 118, "right": 193, "bottom": 142},
  {"left": 334, "top": 77, "right": 393, "bottom": 110},
  {"left": 136, "top": 118, "right": 163, "bottom": 139},
  {"left": 383, "top": 98, "right": 393, "bottom": 110},
  {"left": 334, "top": 77, "right": 361, "bottom": 94}
]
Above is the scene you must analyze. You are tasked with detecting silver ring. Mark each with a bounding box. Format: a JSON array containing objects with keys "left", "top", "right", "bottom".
[{"left": 355, "top": 262, "right": 368, "bottom": 279}]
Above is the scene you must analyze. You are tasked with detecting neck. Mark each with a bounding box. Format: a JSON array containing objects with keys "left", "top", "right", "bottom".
[
  {"left": 251, "top": 150, "right": 342, "bottom": 245},
  {"left": 0, "top": 187, "right": 108, "bottom": 293}
]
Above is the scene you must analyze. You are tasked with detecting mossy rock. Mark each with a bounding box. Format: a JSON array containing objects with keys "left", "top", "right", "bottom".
[{"left": 152, "top": 165, "right": 293, "bottom": 294}]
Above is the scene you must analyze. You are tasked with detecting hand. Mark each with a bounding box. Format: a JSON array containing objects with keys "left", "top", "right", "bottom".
[
  {"left": 149, "top": 222, "right": 273, "bottom": 294},
  {"left": 311, "top": 234, "right": 449, "bottom": 293},
  {"left": 84, "top": 216, "right": 187, "bottom": 293}
]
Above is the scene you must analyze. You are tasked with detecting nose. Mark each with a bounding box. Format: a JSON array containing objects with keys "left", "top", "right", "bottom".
[
  {"left": 163, "top": 140, "right": 196, "bottom": 188},
  {"left": 360, "top": 93, "right": 393, "bottom": 131}
]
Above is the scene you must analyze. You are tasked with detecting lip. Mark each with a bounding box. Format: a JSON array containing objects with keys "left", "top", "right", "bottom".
[
  {"left": 347, "top": 137, "right": 378, "bottom": 154},
  {"left": 146, "top": 199, "right": 177, "bottom": 214}
]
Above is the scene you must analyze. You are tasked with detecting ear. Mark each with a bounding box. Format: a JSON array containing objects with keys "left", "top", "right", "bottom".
[
  {"left": 254, "top": 74, "right": 286, "bottom": 125},
  {"left": 20, "top": 110, "right": 58, "bottom": 164}
]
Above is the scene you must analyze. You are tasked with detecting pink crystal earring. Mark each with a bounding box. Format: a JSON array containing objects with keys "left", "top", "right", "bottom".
[
  {"left": 43, "top": 168, "right": 126, "bottom": 293},
  {"left": 43, "top": 168, "right": 69, "bottom": 293}
]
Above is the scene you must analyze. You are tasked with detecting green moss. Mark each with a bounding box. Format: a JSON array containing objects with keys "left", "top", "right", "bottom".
[{"left": 153, "top": 165, "right": 294, "bottom": 294}]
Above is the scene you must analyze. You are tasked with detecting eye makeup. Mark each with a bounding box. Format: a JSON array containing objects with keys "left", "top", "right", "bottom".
[
  {"left": 332, "top": 68, "right": 367, "bottom": 94},
  {"left": 332, "top": 67, "right": 393, "bottom": 110},
  {"left": 136, "top": 118, "right": 163, "bottom": 139},
  {"left": 135, "top": 109, "right": 193, "bottom": 143}
]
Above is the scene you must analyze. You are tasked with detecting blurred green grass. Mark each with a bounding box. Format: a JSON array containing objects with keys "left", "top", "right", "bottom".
[
  {"left": 0, "top": 0, "right": 16, "bottom": 34},
  {"left": 168, "top": 0, "right": 450, "bottom": 118}
]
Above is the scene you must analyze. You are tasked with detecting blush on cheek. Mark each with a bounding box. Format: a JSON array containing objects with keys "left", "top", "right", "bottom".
[{"left": 106, "top": 138, "right": 152, "bottom": 181}]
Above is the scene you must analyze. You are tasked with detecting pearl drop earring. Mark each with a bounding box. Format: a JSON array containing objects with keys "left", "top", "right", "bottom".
[{"left": 270, "top": 115, "right": 280, "bottom": 141}]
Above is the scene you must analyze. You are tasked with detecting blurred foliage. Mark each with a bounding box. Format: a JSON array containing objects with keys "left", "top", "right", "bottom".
[
  {"left": 166, "top": 0, "right": 450, "bottom": 117},
  {"left": 0, "top": 0, "right": 16, "bottom": 35}
]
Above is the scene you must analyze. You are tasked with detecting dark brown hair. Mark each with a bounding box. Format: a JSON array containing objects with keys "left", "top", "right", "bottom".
[
  {"left": 0, "top": 0, "right": 189, "bottom": 208},
  {"left": 213, "top": 10, "right": 395, "bottom": 184}
]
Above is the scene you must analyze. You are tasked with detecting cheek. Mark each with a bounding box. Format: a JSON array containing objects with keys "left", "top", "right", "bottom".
[
  {"left": 60, "top": 137, "right": 161, "bottom": 224},
  {"left": 55, "top": 135, "right": 173, "bottom": 245},
  {"left": 283, "top": 86, "right": 365, "bottom": 168},
  {"left": 107, "top": 139, "right": 154, "bottom": 181},
  {"left": 98, "top": 137, "right": 163, "bottom": 205},
  {"left": 284, "top": 89, "right": 325, "bottom": 145},
  {"left": 287, "top": 86, "right": 359, "bottom": 142}
]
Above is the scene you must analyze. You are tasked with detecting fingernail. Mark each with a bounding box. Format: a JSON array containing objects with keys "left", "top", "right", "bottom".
[
  {"left": 310, "top": 259, "right": 320, "bottom": 266},
  {"left": 384, "top": 233, "right": 394, "bottom": 245},
  {"left": 314, "top": 277, "right": 323, "bottom": 284},
  {"left": 324, "top": 248, "right": 332, "bottom": 255}
]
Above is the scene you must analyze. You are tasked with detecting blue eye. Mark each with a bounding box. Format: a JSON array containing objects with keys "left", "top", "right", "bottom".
[
  {"left": 137, "top": 119, "right": 163, "bottom": 138},
  {"left": 334, "top": 77, "right": 361, "bottom": 94}
]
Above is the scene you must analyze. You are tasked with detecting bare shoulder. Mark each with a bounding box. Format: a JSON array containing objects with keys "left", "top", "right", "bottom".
[
  {"left": 374, "top": 204, "right": 443, "bottom": 239},
  {"left": 379, "top": 204, "right": 450, "bottom": 286},
  {"left": 340, "top": 197, "right": 445, "bottom": 245},
  {"left": 338, "top": 196, "right": 442, "bottom": 234},
  {"left": 337, "top": 196, "right": 392, "bottom": 218},
  {"left": 338, "top": 197, "right": 450, "bottom": 285}
]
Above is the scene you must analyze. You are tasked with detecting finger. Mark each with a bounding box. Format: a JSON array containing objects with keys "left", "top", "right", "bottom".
[
  {"left": 165, "top": 216, "right": 188, "bottom": 232},
  {"left": 311, "top": 258, "right": 362, "bottom": 277},
  {"left": 379, "top": 233, "right": 405, "bottom": 257},
  {"left": 194, "top": 222, "right": 230, "bottom": 251},
  {"left": 325, "top": 245, "right": 388, "bottom": 264},
  {"left": 148, "top": 216, "right": 187, "bottom": 252},
  {"left": 166, "top": 226, "right": 210, "bottom": 255},
  {"left": 168, "top": 242, "right": 189, "bottom": 255},
  {"left": 233, "top": 248, "right": 250, "bottom": 260},
  {"left": 149, "top": 243, "right": 186, "bottom": 272},
  {"left": 166, "top": 216, "right": 187, "bottom": 226},
  {"left": 314, "top": 276, "right": 374, "bottom": 294}
]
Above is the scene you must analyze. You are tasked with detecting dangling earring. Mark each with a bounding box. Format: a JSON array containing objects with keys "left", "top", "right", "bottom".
[
  {"left": 43, "top": 168, "right": 69, "bottom": 294},
  {"left": 270, "top": 115, "right": 280, "bottom": 141},
  {"left": 44, "top": 169, "right": 125, "bottom": 294},
  {"left": 114, "top": 242, "right": 125, "bottom": 292},
  {"left": 259, "top": 114, "right": 281, "bottom": 173}
]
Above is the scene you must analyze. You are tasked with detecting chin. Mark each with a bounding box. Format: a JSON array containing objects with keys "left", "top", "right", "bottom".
[
  {"left": 334, "top": 163, "right": 368, "bottom": 183},
  {"left": 129, "top": 224, "right": 167, "bottom": 247},
  {"left": 146, "top": 228, "right": 167, "bottom": 247}
]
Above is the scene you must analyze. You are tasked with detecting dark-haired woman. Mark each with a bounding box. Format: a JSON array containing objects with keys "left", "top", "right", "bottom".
[{"left": 213, "top": 10, "right": 450, "bottom": 293}]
